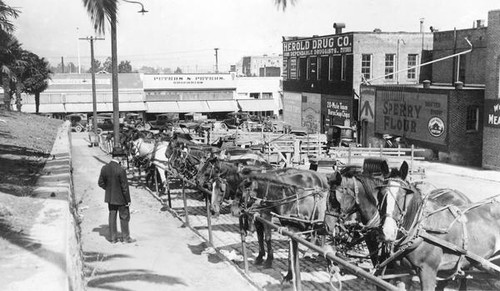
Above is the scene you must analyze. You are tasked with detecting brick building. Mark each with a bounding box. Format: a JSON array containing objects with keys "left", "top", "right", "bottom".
[{"left": 282, "top": 25, "right": 433, "bottom": 133}]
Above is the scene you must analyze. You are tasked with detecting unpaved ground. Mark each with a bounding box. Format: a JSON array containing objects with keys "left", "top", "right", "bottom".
[
  {"left": 0, "top": 111, "right": 62, "bottom": 287},
  {"left": 71, "top": 133, "right": 258, "bottom": 291}
]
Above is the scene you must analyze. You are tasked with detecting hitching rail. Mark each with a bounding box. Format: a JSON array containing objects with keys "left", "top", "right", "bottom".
[{"left": 250, "top": 215, "right": 401, "bottom": 291}]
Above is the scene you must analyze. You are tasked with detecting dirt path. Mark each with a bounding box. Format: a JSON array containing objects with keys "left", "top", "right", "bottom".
[{"left": 71, "top": 133, "right": 258, "bottom": 291}]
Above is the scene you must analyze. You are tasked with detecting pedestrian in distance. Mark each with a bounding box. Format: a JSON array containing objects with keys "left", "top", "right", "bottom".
[{"left": 98, "top": 147, "right": 136, "bottom": 244}]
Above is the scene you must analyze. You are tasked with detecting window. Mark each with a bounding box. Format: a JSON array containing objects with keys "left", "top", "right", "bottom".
[
  {"left": 319, "top": 56, "right": 329, "bottom": 80},
  {"left": 308, "top": 57, "right": 318, "bottom": 81},
  {"left": 466, "top": 105, "right": 479, "bottom": 131},
  {"left": 298, "top": 58, "right": 307, "bottom": 80},
  {"left": 361, "top": 54, "right": 372, "bottom": 81},
  {"left": 385, "top": 54, "right": 395, "bottom": 80},
  {"left": 407, "top": 54, "right": 418, "bottom": 79},
  {"left": 249, "top": 93, "right": 260, "bottom": 99},
  {"left": 262, "top": 92, "right": 272, "bottom": 99}
]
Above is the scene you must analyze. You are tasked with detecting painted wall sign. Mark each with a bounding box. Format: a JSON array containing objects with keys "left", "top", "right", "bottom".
[
  {"left": 360, "top": 86, "right": 375, "bottom": 123},
  {"left": 375, "top": 91, "right": 448, "bottom": 145},
  {"left": 143, "top": 74, "right": 236, "bottom": 90},
  {"left": 283, "top": 34, "right": 353, "bottom": 57},
  {"left": 324, "top": 97, "right": 352, "bottom": 126},
  {"left": 484, "top": 99, "right": 500, "bottom": 128}
]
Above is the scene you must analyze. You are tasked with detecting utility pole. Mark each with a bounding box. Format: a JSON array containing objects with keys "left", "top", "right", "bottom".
[
  {"left": 214, "top": 48, "right": 219, "bottom": 73},
  {"left": 77, "top": 27, "right": 81, "bottom": 74},
  {"left": 61, "top": 57, "right": 65, "bottom": 73},
  {"left": 79, "top": 36, "right": 105, "bottom": 145}
]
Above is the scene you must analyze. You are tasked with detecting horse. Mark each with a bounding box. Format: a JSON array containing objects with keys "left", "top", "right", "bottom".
[
  {"left": 194, "top": 155, "right": 275, "bottom": 216},
  {"left": 130, "top": 133, "right": 170, "bottom": 193},
  {"left": 237, "top": 168, "right": 334, "bottom": 282},
  {"left": 379, "top": 169, "right": 500, "bottom": 290}
]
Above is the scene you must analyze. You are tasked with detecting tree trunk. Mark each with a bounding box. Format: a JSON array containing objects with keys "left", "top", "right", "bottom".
[
  {"left": 15, "top": 82, "right": 22, "bottom": 112},
  {"left": 2, "top": 76, "right": 12, "bottom": 110},
  {"left": 35, "top": 92, "right": 40, "bottom": 114}
]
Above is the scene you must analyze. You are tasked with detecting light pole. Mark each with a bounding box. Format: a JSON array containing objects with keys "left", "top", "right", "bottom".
[
  {"left": 111, "top": 0, "right": 147, "bottom": 148},
  {"left": 79, "top": 36, "right": 104, "bottom": 144}
]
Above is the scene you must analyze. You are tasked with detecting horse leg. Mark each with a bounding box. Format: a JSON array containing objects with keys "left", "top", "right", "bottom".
[
  {"left": 283, "top": 240, "right": 299, "bottom": 283},
  {"left": 418, "top": 265, "right": 438, "bottom": 291},
  {"left": 254, "top": 220, "right": 265, "bottom": 265},
  {"left": 263, "top": 224, "right": 273, "bottom": 269}
]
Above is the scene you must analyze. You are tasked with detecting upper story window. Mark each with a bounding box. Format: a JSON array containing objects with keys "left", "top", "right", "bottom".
[
  {"left": 466, "top": 105, "right": 479, "bottom": 131},
  {"left": 319, "top": 56, "right": 329, "bottom": 80},
  {"left": 361, "top": 54, "right": 372, "bottom": 81},
  {"left": 407, "top": 54, "right": 418, "bottom": 79},
  {"left": 385, "top": 54, "right": 395, "bottom": 80},
  {"left": 298, "top": 57, "right": 307, "bottom": 81},
  {"left": 308, "top": 56, "right": 318, "bottom": 81}
]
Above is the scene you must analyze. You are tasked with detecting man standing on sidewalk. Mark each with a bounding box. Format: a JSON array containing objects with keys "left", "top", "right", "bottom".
[{"left": 98, "top": 147, "right": 136, "bottom": 244}]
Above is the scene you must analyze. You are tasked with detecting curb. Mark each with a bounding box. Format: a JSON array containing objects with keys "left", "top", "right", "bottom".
[{"left": 23, "top": 121, "right": 85, "bottom": 291}]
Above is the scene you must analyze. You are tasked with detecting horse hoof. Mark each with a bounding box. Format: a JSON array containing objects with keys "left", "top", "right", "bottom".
[{"left": 254, "top": 257, "right": 264, "bottom": 265}]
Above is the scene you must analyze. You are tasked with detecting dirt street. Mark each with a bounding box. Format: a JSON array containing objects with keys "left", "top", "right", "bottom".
[{"left": 72, "top": 133, "right": 258, "bottom": 291}]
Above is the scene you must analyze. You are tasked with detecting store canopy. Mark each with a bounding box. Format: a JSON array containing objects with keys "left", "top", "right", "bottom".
[
  {"left": 176, "top": 101, "right": 210, "bottom": 113},
  {"left": 21, "top": 103, "right": 66, "bottom": 113},
  {"left": 118, "top": 102, "right": 146, "bottom": 111},
  {"left": 237, "top": 99, "right": 280, "bottom": 112},
  {"left": 65, "top": 103, "right": 113, "bottom": 113},
  {"left": 146, "top": 101, "right": 179, "bottom": 113},
  {"left": 206, "top": 100, "right": 239, "bottom": 112}
]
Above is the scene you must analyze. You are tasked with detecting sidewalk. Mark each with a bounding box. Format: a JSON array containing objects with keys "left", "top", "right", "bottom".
[{"left": 71, "top": 133, "right": 258, "bottom": 291}]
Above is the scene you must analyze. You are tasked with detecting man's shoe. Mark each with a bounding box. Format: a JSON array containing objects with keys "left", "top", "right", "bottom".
[
  {"left": 110, "top": 239, "right": 119, "bottom": 244},
  {"left": 123, "top": 238, "right": 136, "bottom": 244}
]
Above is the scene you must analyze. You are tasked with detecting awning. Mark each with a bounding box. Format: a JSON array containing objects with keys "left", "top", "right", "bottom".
[
  {"left": 118, "top": 102, "right": 146, "bottom": 111},
  {"left": 146, "top": 101, "right": 179, "bottom": 113},
  {"left": 21, "top": 103, "right": 66, "bottom": 113},
  {"left": 206, "top": 100, "right": 239, "bottom": 112},
  {"left": 65, "top": 103, "right": 113, "bottom": 113},
  {"left": 237, "top": 99, "right": 280, "bottom": 112},
  {"left": 176, "top": 101, "right": 210, "bottom": 113}
]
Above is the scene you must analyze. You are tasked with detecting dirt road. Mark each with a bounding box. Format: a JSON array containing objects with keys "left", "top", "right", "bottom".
[{"left": 71, "top": 133, "right": 258, "bottom": 291}]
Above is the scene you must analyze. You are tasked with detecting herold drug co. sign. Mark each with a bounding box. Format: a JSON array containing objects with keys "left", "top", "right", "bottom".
[{"left": 375, "top": 91, "right": 448, "bottom": 145}]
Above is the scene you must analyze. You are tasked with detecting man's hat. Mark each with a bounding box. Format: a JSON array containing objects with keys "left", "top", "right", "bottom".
[{"left": 112, "top": 147, "right": 126, "bottom": 157}]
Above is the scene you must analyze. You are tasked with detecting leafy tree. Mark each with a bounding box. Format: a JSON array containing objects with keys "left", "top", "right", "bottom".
[
  {"left": 21, "top": 52, "right": 52, "bottom": 113},
  {"left": 87, "top": 58, "right": 102, "bottom": 73},
  {"left": 102, "top": 56, "right": 112, "bottom": 73},
  {"left": 0, "top": 1, "right": 21, "bottom": 110},
  {"left": 174, "top": 67, "right": 183, "bottom": 74},
  {"left": 118, "top": 60, "right": 132, "bottom": 73}
]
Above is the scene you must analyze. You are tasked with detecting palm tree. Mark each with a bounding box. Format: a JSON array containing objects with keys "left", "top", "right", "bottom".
[
  {"left": 0, "top": 0, "right": 20, "bottom": 34},
  {"left": 275, "top": 0, "right": 295, "bottom": 10},
  {"left": 81, "top": 0, "right": 120, "bottom": 147}
]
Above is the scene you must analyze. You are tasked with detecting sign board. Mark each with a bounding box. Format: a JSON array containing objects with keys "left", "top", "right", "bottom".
[
  {"left": 359, "top": 86, "right": 375, "bottom": 123},
  {"left": 375, "top": 90, "right": 448, "bottom": 145},
  {"left": 143, "top": 74, "right": 236, "bottom": 90},
  {"left": 484, "top": 99, "right": 500, "bottom": 128},
  {"left": 283, "top": 34, "right": 353, "bottom": 58},
  {"left": 323, "top": 96, "right": 352, "bottom": 126}
]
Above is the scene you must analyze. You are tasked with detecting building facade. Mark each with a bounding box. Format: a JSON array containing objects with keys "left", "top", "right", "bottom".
[
  {"left": 282, "top": 28, "right": 433, "bottom": 133},
  {"left": 236, "top": 55, "right": 282, "bottom": 77}
]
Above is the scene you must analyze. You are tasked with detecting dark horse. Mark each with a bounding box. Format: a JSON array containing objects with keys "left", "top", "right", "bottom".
[
  {"left": 379, "top": 171, "right": 500, "bottom": 290},
  {"left": 237, "top": 168, "right": 335, "bottom": 282}
]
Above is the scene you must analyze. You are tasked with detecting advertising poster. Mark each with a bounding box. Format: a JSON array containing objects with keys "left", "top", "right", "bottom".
[
  {"left": 484, "top": 99, "right": 500, "bottom": 128},
  {"left": 375, "top": 90, "right": 448, "bottom": 145}
]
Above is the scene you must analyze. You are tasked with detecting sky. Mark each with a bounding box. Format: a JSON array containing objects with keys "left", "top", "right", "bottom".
[{"left": 10, "top": 0, "right": 500, "bottom": 73}]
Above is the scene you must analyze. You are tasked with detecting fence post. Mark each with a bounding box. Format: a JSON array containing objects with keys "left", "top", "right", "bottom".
[
  {"left": 182, "top": 179, "right": 190, "bottom": 227},
  {"left": 379, "top": 144, "right": 383, "bottom": 157},
  {"left": 290, "top": 240, "right": 302, "bottom": 291},
  {"left": 411, "top": 144, "right": 415, "bottom": 178},
  {"left": 347, "top": 144, "right": 352, "bottom": 165},
  {"left": 205, "top": 194, "right": 213, "bottom": 246}
]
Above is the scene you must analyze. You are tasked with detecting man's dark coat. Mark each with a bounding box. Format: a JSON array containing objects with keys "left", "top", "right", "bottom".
[{"left": 98, "top": 160, "right": 131, "bottom": 205}]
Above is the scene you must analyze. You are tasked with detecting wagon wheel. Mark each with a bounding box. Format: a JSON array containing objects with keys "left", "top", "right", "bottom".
[{"left": 75, "top": 124, "right": 84, "bottom": 132}]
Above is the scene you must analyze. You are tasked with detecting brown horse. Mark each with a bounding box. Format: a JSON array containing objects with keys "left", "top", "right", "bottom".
[
  {"left": 379, "top": 172, "right": 500, "bottom": 290},
  {"left": 237, "top": 169, "right": 334, "bottom": 282}
]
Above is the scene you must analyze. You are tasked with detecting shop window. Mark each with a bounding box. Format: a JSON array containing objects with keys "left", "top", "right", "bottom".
[
  {"left": 466, "top": 105, "right": 479, "bottom": 131},
  {"left": 385, "top": 54, "right": 395, "bottom": 79},
  {"left": 249, "top": 93, "right": 260, "bottom": 99},
  {"left": 262, "top": 92, "right": 272, "bottom": 99},
  {"left": 361, "top": 54, "right": 372, "bottom": 81},
  {"left": 407, "top": 54, "right": 418, "bottom": 79}
]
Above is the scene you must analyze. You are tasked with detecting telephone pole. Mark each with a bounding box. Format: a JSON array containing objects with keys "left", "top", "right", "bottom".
[
  {"left": 214, "top": 48, "right": 219, "bottom": 73},
  {"left": 79, "top": 36, "right": 105, "bottom": 144}
]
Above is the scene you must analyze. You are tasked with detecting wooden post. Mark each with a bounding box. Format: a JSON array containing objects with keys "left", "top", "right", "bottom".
[
  {"left": 206, "top": 194, "right": 214, "bottom": 246},
  {"left": 182, "top": 179, "right": 190, "bottom": 227},
  {"left": 347, "top": 144, "right": 352, "bottom": 165},
  {"left": 411, "top": 144, "right": 415, "bottom": 179},
  {"left": 165, "top": 170, "right": 172, "bottom": 209},
  {"left": 154, "top": 167, "right": 159, "bottom": 195},
  {"left": 290, "top": 240, "right": 302, "bottom": 291},
  {"left": 241, "top": 230, "right": 249, "bottom": 274}
]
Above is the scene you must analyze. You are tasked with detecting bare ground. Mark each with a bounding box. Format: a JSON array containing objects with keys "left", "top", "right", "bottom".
[{"left": 0, "top": 110, "right": 63, "bottom": 262}]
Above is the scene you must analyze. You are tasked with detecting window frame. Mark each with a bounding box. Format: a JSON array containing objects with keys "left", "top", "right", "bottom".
[
  {"left": 361, "top": 54, "right": 372, "bottom": 81},
  {"left": 466, "top": 105, "right": 479, "bottom": 132},
  {"left": 385, "top": 54, "right": 396, "bottom": 80},
  {"left": 407, "top": 54, "right": 418, "bottom": 79}
]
